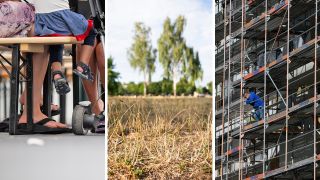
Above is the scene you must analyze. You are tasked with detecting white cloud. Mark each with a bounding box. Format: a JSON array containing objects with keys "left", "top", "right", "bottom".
[{"left": 107, "top": 0, "right": 212, "bottom": 86}]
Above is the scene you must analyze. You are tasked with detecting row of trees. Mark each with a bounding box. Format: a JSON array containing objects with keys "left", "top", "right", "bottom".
[
  {"left": 127, "top": 15, "right": 203, "bottom": 96},
  {"left": 108, "top": 57, "right": 212, "bottom": 96}
]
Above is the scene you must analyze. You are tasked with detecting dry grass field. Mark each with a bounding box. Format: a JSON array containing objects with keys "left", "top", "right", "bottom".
[{"left": 108, "top": 97, "right": 212, "bottom": 179}]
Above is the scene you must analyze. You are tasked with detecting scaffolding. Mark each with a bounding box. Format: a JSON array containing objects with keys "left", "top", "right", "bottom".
[{"left": 215, "top": 0, "right": 320, "bottom": 179}]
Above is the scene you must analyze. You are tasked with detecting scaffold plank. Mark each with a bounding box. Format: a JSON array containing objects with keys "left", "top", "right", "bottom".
[{"left": 244, "top": 0, "right": 288, "bottom": 30}]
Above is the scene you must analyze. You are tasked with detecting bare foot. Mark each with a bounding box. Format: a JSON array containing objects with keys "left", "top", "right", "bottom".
[
  {"left": 53, "top": 73, "right": 62, "bottom": 80},
  {"left": 91, "top": 99, "right": 104, "bottom": 115},
  {"left": 77, "top": 65, "right": 84, "bottom": 73},
  {"left": 20, "top": 96, "right": 60, "bottom": 111},
  {"left": 19, "top": 113, "right": 67, "bottom": 128}
]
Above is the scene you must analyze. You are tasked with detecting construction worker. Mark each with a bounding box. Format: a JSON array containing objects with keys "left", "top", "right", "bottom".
[{"left": 244, "top": 88, "right": 265, "bottom": 121}]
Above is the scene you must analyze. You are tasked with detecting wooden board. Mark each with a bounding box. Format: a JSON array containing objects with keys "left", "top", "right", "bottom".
[{"left": 0, "top": 37, "right": 81, "bottom": 45}]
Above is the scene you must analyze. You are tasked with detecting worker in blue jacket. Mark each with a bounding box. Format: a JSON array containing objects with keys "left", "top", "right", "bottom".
[{"left": 244, "top": 88, "right": 265, "bottom": 121}]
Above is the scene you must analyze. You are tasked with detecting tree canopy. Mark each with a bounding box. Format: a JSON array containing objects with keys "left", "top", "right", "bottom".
[
  {"left": 127, "top": 22, "right": 157, "bottom": 96},
  {"left": 158, "top": 15, "right": 202, "bottom": 96}
]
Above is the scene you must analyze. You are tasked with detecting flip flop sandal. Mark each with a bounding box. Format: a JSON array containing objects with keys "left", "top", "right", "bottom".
[
  {"left": 91, "top": 112, "right": 105, "bottom": 133},
  {"left": 16, "top": 118, "right": 72, "bottom": 135},
  {"left": 73, "top": 62, "right": 94, "bottom": 82},
  {"left": 20, "top": 104, "right": 61, "bottom": 117},
  {"left": 40, "top": 105, "right": 61, "bottom": 116},
  {"left": 52, "top": 71, "right": 71, "bottom": 95},
  {"left": 0, "top": 118, "right": 9, "bottom": 132}
]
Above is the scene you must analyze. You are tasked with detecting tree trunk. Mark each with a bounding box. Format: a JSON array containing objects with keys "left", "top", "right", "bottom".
[
  {"left": 144, "top": 81, "right": 147, "bottom": 97},
  {"left": 173, "top": 65, "right": 177, "bottom": 97},
  {"left": 144, "top": 71, "right": 147, "bottom": 97},
  {"left": 148, "top": 71, "right": 151, "bottom": 85}
]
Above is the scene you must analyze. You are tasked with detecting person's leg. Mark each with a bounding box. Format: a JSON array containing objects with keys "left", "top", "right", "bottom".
[
  {"left": 19, "top": 46, "right": 65, "bottom": 109},
  {"left": 95, "top": 41, "right": 105, "bottom": 89},
  {"left": 253, "top": 109, "right": 259, "bottom": 121},
  {"left": 260, "top": 107, "right": 265, "bottom": 120},
  {"left": 78, "top": 46, "right": 94, "bottom": 66},
  {"left": 50, "top": 45, "right": 70, "bottom": 95},
  {"left": 50, "top": 45, "right": 64, "bottom": 80},
  {"left": 19, "top": 46, "right": 66, "bottom": 128},
  {"left": 74, "top": 29, "right": 97, "bottom": 81},
  {"left": 255, "top": 107, "right": 264, "bottom": 121},
  {"left": 76, "top": 44, "right": 104, "bottom": 115}
]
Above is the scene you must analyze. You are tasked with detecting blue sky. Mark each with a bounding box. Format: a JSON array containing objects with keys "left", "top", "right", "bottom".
[{"left": 107, "top": 0, "right": 212, "bottom": 86}]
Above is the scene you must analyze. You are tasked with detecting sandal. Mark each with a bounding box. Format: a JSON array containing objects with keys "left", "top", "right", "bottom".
[
  {"left": 20, "top": 104, "right": 61, "bottom": 117},
  {"left": 91, "top": 112, "right": 105, "bottom": 133},
  {"left": 0, "top": 118, "right": 9, "bottom": 132},
  {"left": 40, "top": 105, "right": 60, "bottom": 116},
  {"left": 73, "top": 62, "right": 94, "bottom": 82},
  {"left": 52, "top": 70, "right": 71, "bottom": 95},
  {"left": 16, "top": 118, "right": 72, "bottom": 134}
]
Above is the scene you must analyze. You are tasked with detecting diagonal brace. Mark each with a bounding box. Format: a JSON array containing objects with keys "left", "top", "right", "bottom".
[{"left": 266, "top": 69, "right": 287, "bottom": 107}]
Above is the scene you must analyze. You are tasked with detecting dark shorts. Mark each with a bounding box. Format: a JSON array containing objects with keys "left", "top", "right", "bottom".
[{"left": 49, "top": 45, "right": 64, "bottom": 63}]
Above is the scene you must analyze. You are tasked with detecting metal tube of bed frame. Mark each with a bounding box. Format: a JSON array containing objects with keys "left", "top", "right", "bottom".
[
  {"left": 285, "top": 0, "right": 290, "bottom": 170},
  {"left": 314, "top": 0, "right": 318, "bottom": 179}
]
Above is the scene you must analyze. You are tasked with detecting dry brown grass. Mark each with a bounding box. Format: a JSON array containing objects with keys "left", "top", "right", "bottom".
[{"left": 108, "top": 97, "right": 212, "bottom": 179}]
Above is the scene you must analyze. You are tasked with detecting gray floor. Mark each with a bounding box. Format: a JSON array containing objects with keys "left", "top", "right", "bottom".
[{"left": 0, "top": 133, "right": 105, "bottom": 180}]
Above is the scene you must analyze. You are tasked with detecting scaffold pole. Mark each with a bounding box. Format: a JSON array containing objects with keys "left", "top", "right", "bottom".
[
  {"left": 285, "top": 0, "right": 290, "bottom": 170},
  {"left": 314, "top": 0, "right": 318, "bottom": 179}
]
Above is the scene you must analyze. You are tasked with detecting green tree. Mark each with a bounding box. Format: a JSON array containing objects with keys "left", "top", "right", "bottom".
[
  {"left": 108, "top": 56, "right": 121, "bottom": 95},
  {"left": 176, "top": 77, "right": 196, "bottom": 96},
  {"left": 207, "top": 81, "right": 212, "bottom": 95},
  {"left": 125, "top": 82, "right": 144, "bottom": 95},
  {"left": 158, "top": 16, "right": 203, "bottom": 96},
  {"left": 161, "top": 78, "right": 173, "bottom": 95},
  {"left": 184, "top": 47, "right": 203, "bottom": 85},
  {"left": 128, "top": 22, "right": 157, "bottom": 96},
  {"left": 158, "top": 16, "right": 186, "bottom": 96},
  {"left": 147, "top": 81, "right": 162, "bottom": 95}
]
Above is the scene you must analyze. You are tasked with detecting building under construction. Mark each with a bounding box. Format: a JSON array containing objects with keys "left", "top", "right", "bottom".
[{"left": 215, "top": 0, "right": 320, "bottom": 179}]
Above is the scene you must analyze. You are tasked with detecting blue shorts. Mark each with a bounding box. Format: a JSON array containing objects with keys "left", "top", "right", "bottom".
[{"left": 35, "top": 9, "right": 96, "bottom": 46}]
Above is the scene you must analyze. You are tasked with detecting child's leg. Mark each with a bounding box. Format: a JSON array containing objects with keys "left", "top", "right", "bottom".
[
  {"left": 49, "top": 45, "right": 70, "bottom": 95},
  {"left": 95, "top": 40, "right": 105, "bottom": 89},
  {"left": 76, "top": 44, "right": 104, "bottom": 115},
  {"left": 73, "top": 29, "right": 97, "bottom": 81},
  {"left": 50, "top": 45, "right": 63, "bottom": 78}
]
